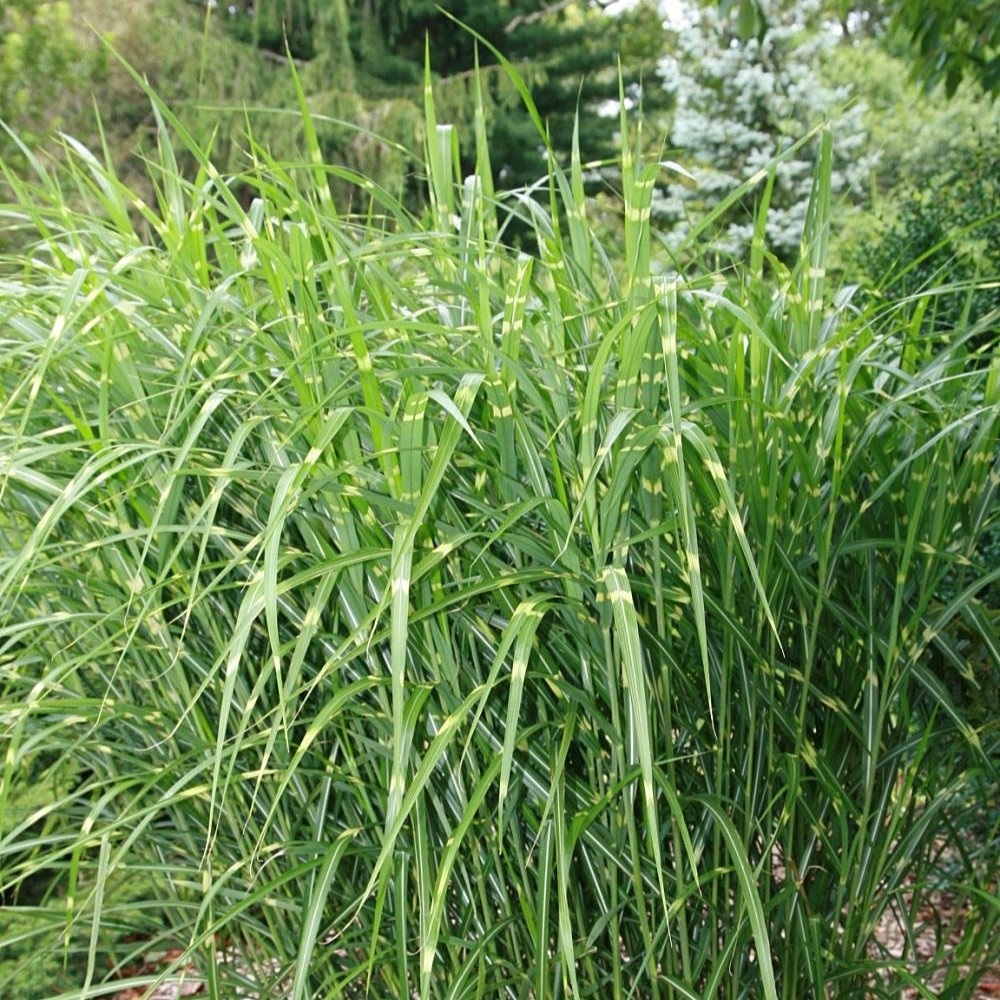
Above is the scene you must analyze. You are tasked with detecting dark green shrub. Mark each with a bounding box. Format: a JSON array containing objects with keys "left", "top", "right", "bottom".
[{"left": 855, "top": 127, "right": 1000, "bottom": 344}]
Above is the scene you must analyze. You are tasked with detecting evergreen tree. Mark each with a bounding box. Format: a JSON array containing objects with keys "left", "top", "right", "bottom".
[
  {"left": 656, "top": 0, "right": 871, "bottom": 262},
  {"left": 220, "top": 0, "right": 353, "bottom": 69},
  {"left": 405, "top": 0, "right": 670, "bottom": 188},
  {"left": 213, "top": 0, "right": 670, "bottom": 191}
]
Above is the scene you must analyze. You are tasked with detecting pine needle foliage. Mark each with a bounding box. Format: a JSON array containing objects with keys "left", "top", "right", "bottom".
[{"left": 1, "top": 64, "right": 998, "bottom": 999}]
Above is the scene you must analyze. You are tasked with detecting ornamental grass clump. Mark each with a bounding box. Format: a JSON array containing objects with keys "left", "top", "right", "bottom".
[{"left": 1, "top": 59, "right": 997, "bottom": 1000}]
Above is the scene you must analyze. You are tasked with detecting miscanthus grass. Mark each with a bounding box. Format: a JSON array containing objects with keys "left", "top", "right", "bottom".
[{"left": 1, "top": 61, "right": 998, "bottom": 1000}]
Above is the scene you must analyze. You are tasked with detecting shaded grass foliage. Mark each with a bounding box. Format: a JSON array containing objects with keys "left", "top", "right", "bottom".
[{"left": 1, "top": 64, "right": 998, "bottom": 999}]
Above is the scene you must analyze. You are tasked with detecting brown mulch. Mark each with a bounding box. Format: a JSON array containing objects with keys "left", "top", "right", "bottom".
[
  {"left": 107, "top": 948, "right": 201, "bottom": 1000},
  {"left": 108, "top": 946, "right": 286, "bottom": 1000},
  {"left": 869, "top": 840, "right": 1000, "bottom": 998},
  {"left": 107, "top": 871, "right": 999, "bottom": 999}
]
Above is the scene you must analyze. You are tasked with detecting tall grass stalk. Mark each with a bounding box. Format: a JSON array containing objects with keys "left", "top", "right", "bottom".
[{"left": 1, "top": 65, "right": 997, "bottom": 999}]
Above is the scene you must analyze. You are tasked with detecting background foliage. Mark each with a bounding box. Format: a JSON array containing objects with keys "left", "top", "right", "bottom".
[{"left": 718, "top": 0, "right": 1000, "bottom": 95}]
